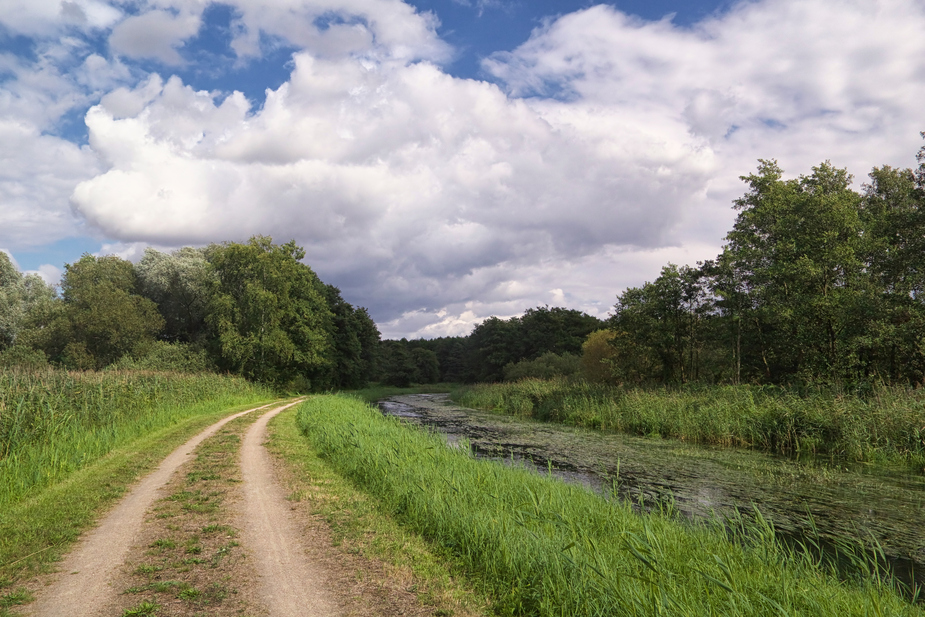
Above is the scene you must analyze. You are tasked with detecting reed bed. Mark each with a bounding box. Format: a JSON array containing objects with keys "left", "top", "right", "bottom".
[
  {"left": 452, "top": 380, "right": 925, "bottom": 464},
  {"left": 0, "top": 368, "right": 270, "bottom": 507},
  {"left": 296, "top": 395, "right": 922, "bottom": 616}
]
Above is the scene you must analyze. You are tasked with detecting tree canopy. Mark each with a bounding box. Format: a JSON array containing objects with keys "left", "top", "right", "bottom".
[
  {"left": 603, "top": 137, "right": 925, "bottom": 387},
  {"left": 0, "top": 238, "right": 380, "bottom": 389}
]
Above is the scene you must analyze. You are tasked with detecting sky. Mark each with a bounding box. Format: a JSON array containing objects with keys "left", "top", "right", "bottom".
[{"left": 1, "top": 0, "right": 924, "bottom": 339}]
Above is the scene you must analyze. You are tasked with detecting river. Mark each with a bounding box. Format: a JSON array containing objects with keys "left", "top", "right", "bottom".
[{"left": 379, "top": 392, "right": 925, "bottom": 591}]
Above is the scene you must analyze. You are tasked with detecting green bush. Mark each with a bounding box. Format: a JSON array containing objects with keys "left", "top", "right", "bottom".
[
  {"left": 503, "top": 352, "right": 580, "bottom": 381},
  {"left": 0, "top": 346, "right": 48, "bottom": 371},
  {"left": 109, "top": 341, "right": 215, "bottom": 373}
]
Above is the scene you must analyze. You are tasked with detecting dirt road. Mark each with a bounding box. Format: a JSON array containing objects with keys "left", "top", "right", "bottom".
[
  {"left": 26, "top": 403, "right": 274, "bottom": 617},
  {"left": 24, "top": 401, "right": 386, "bottom": 617},
  {"left": 22, "top": 399, "right": 455, "bottom": 617},
  {"left": 238, "top": 402, "right": 338, "bottom": 616}
]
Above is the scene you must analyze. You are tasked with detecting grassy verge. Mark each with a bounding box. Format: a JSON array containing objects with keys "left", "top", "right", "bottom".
[
  {"left": 296, "top": 394, "right": 922, "bottom": 617},
  {"left": 453, "top": 379, "right": 925, "bottom": 465},
  {"left": 0, "top": 392, "right": 275, "bottom": 593},
  {"left": 0, "top": 369, "right": 272, "bottom": 507},
  {"left": 343, "top": 383, "right": 455, "bottom": 404},
  {"left": 266, "top": 405, "right": 491, "bottom": 617}
]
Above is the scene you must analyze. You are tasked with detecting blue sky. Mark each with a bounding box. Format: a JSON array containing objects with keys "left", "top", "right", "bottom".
[{"left": 1, "top": 0, "right": 924, "bottom": 337}]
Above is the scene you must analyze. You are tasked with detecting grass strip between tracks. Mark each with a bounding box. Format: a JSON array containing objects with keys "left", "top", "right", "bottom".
[
  {"left": 0, "top": 395, "right": 277, "bottom": 603},
  {"left": 295, "top": 394, "right": 924, "bottom": 617}
]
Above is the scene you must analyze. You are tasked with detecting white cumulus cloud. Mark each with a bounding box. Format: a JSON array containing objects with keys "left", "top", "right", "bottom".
[{"left": 4, "top": 0, "right": 925, "bottom": 337}]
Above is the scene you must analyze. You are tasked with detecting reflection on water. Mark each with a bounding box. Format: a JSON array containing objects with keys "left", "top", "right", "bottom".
[{"left": 379, "top": 393, "right": 925, "bottom": 591}]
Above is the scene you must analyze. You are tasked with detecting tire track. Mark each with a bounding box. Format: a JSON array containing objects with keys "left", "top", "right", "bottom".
[
  {"left": 238, "top": 401, "right": 339, "bottom": 617},
  {"left": 26, "top": 403, "right": 276, "bottom": 617}
]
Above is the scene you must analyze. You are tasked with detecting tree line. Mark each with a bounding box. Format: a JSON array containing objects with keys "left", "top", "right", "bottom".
[
  {"left": 382, "top": 136, "right": 925, "bottom": 390},
  {"left": 0, "top": 236, "right": 379, "bottom": 390},
  {"left": 376, "top": 306, "right": 605, "bottom": 386},
  {"left": 606, "top": 138, "right": 925, "bottom": 387}
]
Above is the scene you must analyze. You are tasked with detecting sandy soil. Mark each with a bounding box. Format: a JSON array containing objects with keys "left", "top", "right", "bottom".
[{"left": 237, "top": 401, "right": 339, "bottom": 616}]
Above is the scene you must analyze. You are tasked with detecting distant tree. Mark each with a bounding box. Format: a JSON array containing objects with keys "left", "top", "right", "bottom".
[
  {"left": 580, "top": 330, "right": 617, "bottom": 383},
  {"left": 503, "top": 352, "right": 580, "bottom": 381},
  {"left": 857, "top": 164, "right": 925, "bottom": 382},
  {"left": 519, "top": 306, "right": 603, "bottom": 359},
  {"left": 0, "top": 252, "right": 56, "bottom": 352},
  {"left": 206, "top": 237, "right": 333, "bottom": 386},
  {"left": 353, "top": 306, "right": 381, "bottom": 384},
  {"left": 135, "top": 247, "right": 212, "bottom": 343},
  {"left": 21, "top": 254, "right": 164, "bottom": 369},
  {"left": 467, "top": 317, "right": 521, "bottom": 382},
  {"left": 318, "top": 285, "right": 380, "bottom": 389},
  {"left": 378, "top": 339, "right": 417, "bottom": 387},
  {"left": 410, "top": 336, "right": 470, "bottom": 382},
  {"left": 610, "top": 264, "right": 713, "bottom": 383},
  {"left": 723, "top": 161, "right": 866, "bottom": 383},
  {"left": 411, "top": 347, "right": 440, "bottom": 383}
]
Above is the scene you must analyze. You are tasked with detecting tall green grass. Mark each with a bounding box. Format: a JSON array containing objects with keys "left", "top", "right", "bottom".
[
  {"left": 453, "top": 379, "right": 925, "bottom": 464},
  {"left": 296, "top": 395, "right": 922, "bottom": 616},
  {"left": 0, "top": 368, "right": 271, "bottom": 507}
]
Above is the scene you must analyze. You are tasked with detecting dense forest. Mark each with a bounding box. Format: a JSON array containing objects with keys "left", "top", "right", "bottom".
[{"left": 0, "top": 237, "right": 379, "bottom": 390}]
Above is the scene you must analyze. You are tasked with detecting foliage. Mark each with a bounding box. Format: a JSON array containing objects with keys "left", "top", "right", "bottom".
[
  {"left": 297, "top": 395, "right": 921, "bottom": 616},
  {"left": 135, "top": 247, "right": 212, "bottom": 343},
  {"left": 611, "top": 264, "right": 712, "bottom": 383},
  {"left": 378, "top": 339, "right": 418, "bottom": 387},
  {"left": 605, "top": 138, "right": 925, "bottom": 388},
  {"left": 397, "top": 307, "right": 604, "bottom": 384},
  {"left": 0, "top": 346, "right": 48, "bottom": 371},
  {"left": 314, "top": 285, "right": 379, "bottom": 389},
  {"left": 0, "top": 252, "right": 56, "bottom": 352},
  {"left": 206, "top": 237, "right": 333, "bottom": 386},
  {"left": 503, "top": 351, "right": 580, "bottom": 381},
  {"left": 411, "top": 347, "right": 440, "bottom": 383},
  {"left": 580, "top": 330, "right": 617, "bottom": 382},
  {"left": 108, "top": 341, "right": 215, "bottom": 373},
  {"left": 19, "top": 255, "right": 164, "bottom": 369}
]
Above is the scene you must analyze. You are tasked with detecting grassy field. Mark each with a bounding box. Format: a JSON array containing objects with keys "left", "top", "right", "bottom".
[
  {"left": 0, "top": 369, "right": 272, "bottom": 508},
  {"left": 452, "top": 379, "right": 925, "bottom": 465},
  {"left": 0, "top": 368, "right": 273, "bottom": 595},
  {"left": 296, "top": 394, "right": 922, "bottom": 616}
]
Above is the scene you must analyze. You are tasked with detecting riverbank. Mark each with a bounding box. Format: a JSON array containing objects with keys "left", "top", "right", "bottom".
[
  {"left": 297, "top": 394, "right": 923, "bottom": 616},
  {"left": 452, "top": 379, "right": 925, "bottom": 466}
]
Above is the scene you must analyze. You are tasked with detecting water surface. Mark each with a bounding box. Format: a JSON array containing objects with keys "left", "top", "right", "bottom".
[{"left": 380, "top": 393, "right": 925, "bottom": 587}]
